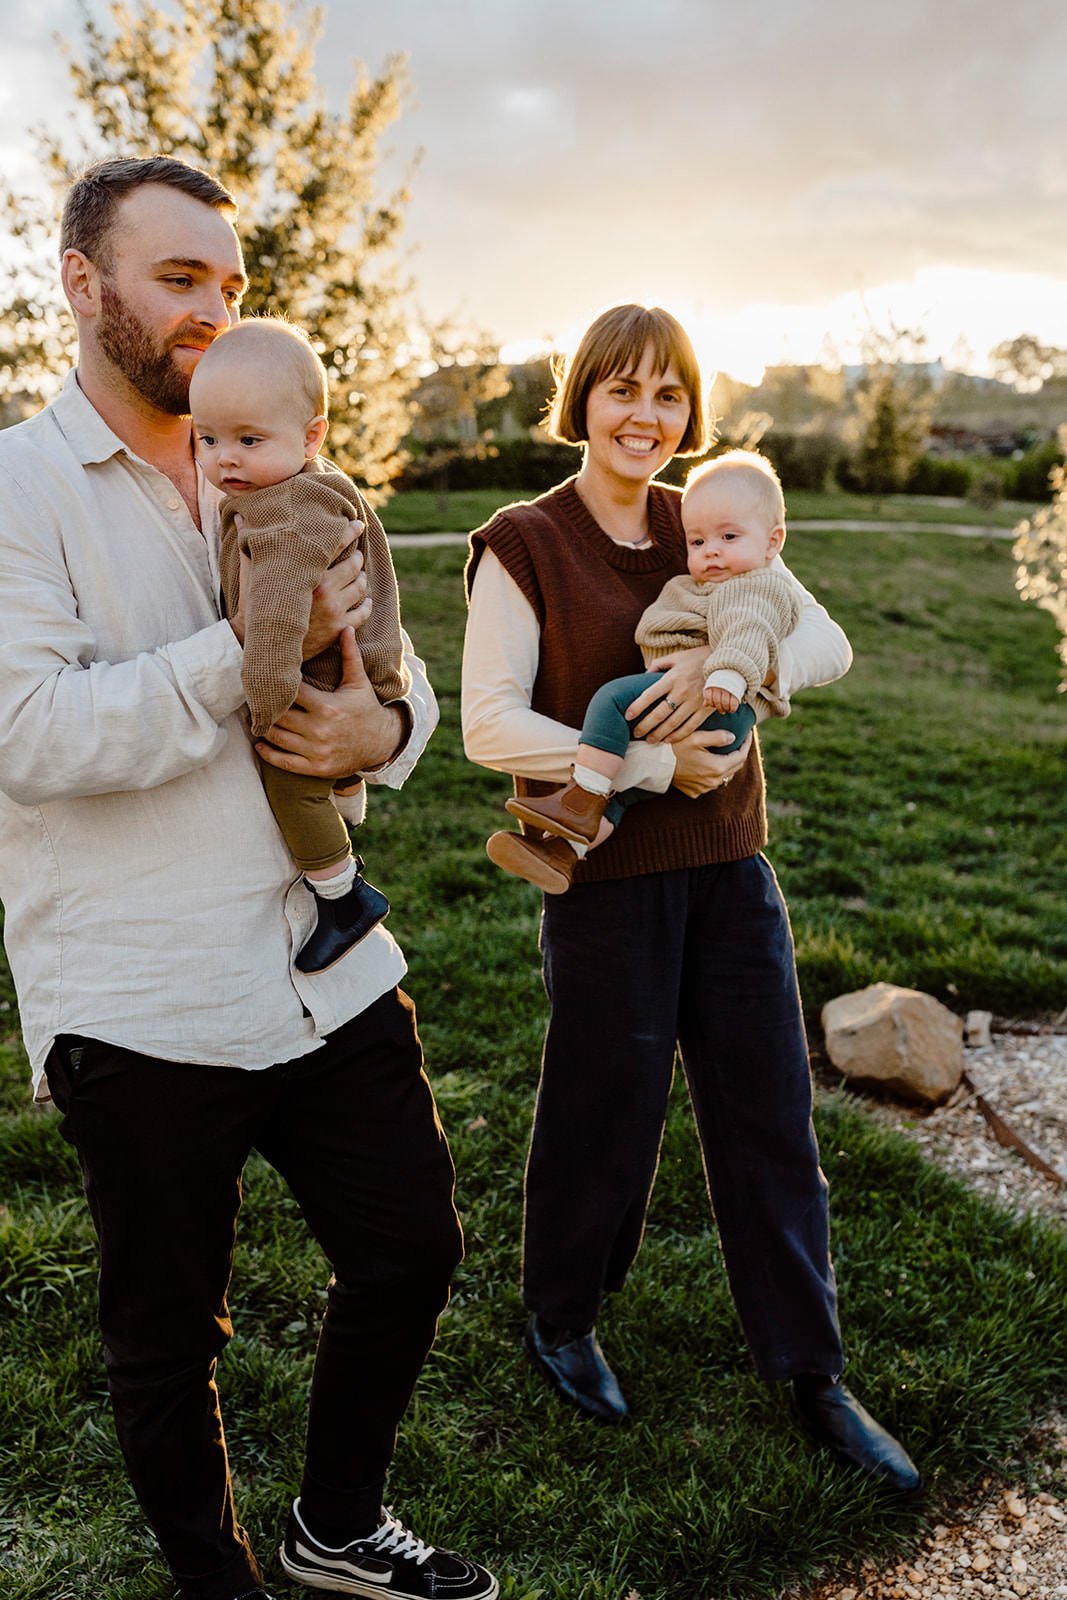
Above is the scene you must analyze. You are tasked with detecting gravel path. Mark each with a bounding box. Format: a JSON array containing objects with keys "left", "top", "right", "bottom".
[{"left": 786, "top": 1027, "right": 1067, "bottom": 1600}]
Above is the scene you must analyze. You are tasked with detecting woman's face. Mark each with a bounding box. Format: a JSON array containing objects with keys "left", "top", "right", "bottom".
[{"left": 582, "top": 343, "right": 692, "bottom": 486}]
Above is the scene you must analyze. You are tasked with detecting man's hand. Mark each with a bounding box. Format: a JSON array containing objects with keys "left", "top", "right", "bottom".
[
  {"left": 303, "top": 543, "right": 371, "bottom": 659},
  {"left": 626, "top": 646, "right": 712, "bottom": 742},
  {"left": 255, "top": 627, "right": 407, "bottom": 780},
  {"left": 670, "top": 730, "right": 751, "bottom": 798},
  {"left": 227, "top": 543, "right": 370, "bottom": 655}
]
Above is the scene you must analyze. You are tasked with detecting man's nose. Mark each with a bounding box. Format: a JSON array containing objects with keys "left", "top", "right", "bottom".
[{"left": 191, "top": 285, "right": 232, "bottom": 331}]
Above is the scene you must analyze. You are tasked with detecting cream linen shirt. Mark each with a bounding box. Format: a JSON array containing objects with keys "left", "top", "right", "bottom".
[
  {"left": 0, "top": 372, "right": 438, "bottom": 1101},
  {"left": 462, "top": 549, "right": 851, "bottom": 783}
]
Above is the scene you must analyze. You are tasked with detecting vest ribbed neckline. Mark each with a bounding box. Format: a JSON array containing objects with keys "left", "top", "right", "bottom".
[{"left": 556, "top": 479, "right": 681, "bottom": 575}]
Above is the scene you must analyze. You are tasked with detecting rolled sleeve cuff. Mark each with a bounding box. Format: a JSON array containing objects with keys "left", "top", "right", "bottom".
[
  {"left": 705, "top": 668, "right": 748, "bottom": 701},
  {"left": 618, "top": 736, "right": 676, "bottom": 794},
  {"left": 165, "top": 619, "right": 247, "bottom": 723}
]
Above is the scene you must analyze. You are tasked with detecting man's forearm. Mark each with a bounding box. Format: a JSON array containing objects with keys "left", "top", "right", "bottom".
[{"left": 0, "top": 621, "right": 245, "bottom": 805}]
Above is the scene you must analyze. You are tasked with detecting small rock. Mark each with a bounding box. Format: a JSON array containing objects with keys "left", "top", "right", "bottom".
[
  {"left": 965, "top": 1009, "right": 994, "bottom": 1047},
  {"left": 991, "top": 1533, "right": 1012, "bottom": 1549},
  {"left": 973, "top": 1553, "right": 993, "bottom": 1572},
  {"left": 1004, "top": 1493, "right": 1027, "bottom": 1518},
  {"left": 821, "top": 983, "right": 964, "bottom": 1104}
]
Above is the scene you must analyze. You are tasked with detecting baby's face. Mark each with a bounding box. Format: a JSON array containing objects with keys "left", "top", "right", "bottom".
[
  {"left": 682, "top": 474, "right": 783, "bottom": 585},
  {"left": 191, "top": 364, "right": 316, "bottom": 493}
]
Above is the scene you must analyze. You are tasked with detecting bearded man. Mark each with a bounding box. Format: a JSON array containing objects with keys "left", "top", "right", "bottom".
[{"left": 0, "top": 155, "right": 497, "bottom": 1600}]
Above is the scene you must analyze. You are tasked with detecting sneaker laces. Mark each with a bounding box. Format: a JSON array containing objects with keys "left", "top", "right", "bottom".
[{"left": 367, "top": 1509, "right": 434, "bottom": 1566}]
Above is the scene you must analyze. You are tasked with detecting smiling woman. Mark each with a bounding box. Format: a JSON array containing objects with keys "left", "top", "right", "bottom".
[{"left": 459, "top": 300, "right": 922, "bottom": 1492}]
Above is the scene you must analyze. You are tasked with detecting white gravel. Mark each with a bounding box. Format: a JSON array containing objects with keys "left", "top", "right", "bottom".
[{"left": 786, "top": 1027, "right": 1067, "bottom": 1600}]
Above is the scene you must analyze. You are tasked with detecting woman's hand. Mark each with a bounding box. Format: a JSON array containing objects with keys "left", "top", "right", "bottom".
[
  {"left": 670, "top": 730, "right": 752, "bottom": 798},
  {"left": 626, "top": 646, "right": 711, "bottom": 743}
]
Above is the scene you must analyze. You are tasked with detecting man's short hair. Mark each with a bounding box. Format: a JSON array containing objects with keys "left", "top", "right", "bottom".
[
  {"left": 59, "top": 155, "right": 237, "bottom": 270},
  {"left": 685, "top": 449, "right": 787, "bottom": 527},
  {"left": 196, "top": 317, "right": 329, "bottom": 419},
  {"left": 547, "top": 303, "right": 709, "bottom": 457}
]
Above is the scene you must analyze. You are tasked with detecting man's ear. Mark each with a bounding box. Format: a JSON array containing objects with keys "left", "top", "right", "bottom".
[
  {"left": 304, "top": 415, "right": 329, "bottom": 460},
  {"left": 767, "top": 524, "right": 786, "bottom": 561},
  {"left": 61, "top": 249, "right": 99, "bottom": 319}
]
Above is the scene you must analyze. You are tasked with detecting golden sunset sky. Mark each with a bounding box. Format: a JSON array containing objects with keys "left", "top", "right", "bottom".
[{"left": 4, "top": 0, "right": 1067, "bottom": 382}]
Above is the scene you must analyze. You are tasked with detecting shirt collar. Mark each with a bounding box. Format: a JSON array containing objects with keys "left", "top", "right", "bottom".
[{"left": 50, "top": 369, "right": 141, "bottom": 466}]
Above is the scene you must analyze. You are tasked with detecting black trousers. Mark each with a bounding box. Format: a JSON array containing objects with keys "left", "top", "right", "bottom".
[
  {"left": 524, "top": 855, "right": 845, "bottom": 1382},
  {"left": 45, "top": 988, "right": 462, "bottom": 1600}
]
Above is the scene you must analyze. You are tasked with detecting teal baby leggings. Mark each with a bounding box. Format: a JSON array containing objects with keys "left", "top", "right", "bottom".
[{"left": 580, "top": 669, "right": 756, "bottom": 826}]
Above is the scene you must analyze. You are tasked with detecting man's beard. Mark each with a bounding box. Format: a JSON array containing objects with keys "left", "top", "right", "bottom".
[{"left": 97, "top": 278, "right": 199, "bottom": 415}]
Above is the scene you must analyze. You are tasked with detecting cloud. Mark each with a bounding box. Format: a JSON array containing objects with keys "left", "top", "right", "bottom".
[
  {"left": 4, "top": 0, "right": 1066, "bottom": 354},
  {"left": 313, "top": 0, "right": 1067, "bottom": 337}
]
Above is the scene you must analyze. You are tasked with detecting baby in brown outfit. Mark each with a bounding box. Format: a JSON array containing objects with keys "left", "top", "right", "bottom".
[{"left": 190, "top": 317, "right": 410, "bottom": 972}]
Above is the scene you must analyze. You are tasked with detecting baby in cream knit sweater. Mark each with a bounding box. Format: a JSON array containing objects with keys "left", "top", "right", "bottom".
[{"left": 501, "top": 450, "right": 802, "bottom": 874}]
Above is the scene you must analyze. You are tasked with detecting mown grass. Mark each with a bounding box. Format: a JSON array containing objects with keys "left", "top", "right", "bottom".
[
  {"left": 382, "top": 485, "right": 1035, "bottom": 535},
  {"left": 1, "top": 519, "right": 1065, "bottom": 1599}
]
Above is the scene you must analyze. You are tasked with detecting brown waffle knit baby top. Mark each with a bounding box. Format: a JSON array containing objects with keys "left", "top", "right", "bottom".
[
  {"left": 466, "top": 478, "right": 767, "bottom": 883},
  {"left": 219, "top": 456, "right": 410, "bottom": 738}
]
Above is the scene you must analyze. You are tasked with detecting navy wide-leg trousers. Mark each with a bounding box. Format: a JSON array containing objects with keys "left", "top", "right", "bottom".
[{"left": 523, "top": 854, "right": 844, "bottom": 1381}]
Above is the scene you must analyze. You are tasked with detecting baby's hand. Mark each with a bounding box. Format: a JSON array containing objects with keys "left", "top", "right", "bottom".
[{"left": 704, "top": 685, "right": 740, "bottom": 713}]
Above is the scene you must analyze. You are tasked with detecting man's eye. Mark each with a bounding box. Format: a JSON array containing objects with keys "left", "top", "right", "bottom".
[
  {"left": 166, "top": 276, "right": 193, "bottom": 288},
  {"left": 224, "top": 289, "right": 243, "bottom": 305}
]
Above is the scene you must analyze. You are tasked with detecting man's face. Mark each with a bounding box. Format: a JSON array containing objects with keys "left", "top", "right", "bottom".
[{"left": 91, "top": 184, "right": 247, "bottom": 415}]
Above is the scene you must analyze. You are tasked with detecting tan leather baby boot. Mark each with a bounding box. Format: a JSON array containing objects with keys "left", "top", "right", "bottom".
[{"left": 505, "top": 778, "right": 607, "bottom": 844}]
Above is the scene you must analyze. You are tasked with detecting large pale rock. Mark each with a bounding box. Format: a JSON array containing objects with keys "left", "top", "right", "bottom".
[{"left": 821, "top": 982, "right": 964, "bottom": 1105}]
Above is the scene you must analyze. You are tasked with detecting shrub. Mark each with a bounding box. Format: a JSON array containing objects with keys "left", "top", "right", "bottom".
[
  {"left": 1003, "top": 436, "right": 1063, "bottom": 502},
  {"left": 904, "top": 456, "right": 973, "bottom": 497},
  {"left": 395, "top": 436, "right": 576, "bottom": 493}
]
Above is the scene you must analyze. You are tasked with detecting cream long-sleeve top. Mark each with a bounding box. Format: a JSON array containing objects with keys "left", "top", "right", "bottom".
[
  {"left": 0, "top": 372, "right": 438, "bottom": 1101},
  {"left": 462, "top": 548, "right": 850, "bottom": 787}
]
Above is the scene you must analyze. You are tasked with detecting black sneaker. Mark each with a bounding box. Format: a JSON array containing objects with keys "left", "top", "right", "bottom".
[{"left": 278, "top": 1500, "right": 498, "bottom": 1599}]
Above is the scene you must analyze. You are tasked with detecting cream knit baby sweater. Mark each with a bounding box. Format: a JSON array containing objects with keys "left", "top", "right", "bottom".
[{"left": 634, "top": 566, "right": 802, "bottom": 718}]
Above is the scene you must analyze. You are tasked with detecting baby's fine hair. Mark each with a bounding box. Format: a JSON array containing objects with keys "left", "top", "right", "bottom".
[
  {"left": 200, "top": 316, "right": 329, "bottom": 419},
  {"left": 685, "top": 449, "right": 786, "bottom": 528}
]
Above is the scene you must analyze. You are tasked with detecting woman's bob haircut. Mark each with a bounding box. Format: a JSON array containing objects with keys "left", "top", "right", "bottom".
[{"left": 546, "top": 303, "right": 709, "bottom": 457}]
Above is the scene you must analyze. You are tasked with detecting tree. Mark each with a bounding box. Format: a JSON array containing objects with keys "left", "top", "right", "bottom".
[
  {"left": 1013, "top": 425, "right": 1067, "bottom": 690},
  {"left": 0, "top": 0, "right": 416, "bottom": 492},
  {"left": 405, "top": 328, "right": 510, "bottom": 517},
  {"left": 845, "top": 323, "right": 932, "bottom": 503},
  {"left": 991, "top": 334, "right": 1067, "bottom": 394}
]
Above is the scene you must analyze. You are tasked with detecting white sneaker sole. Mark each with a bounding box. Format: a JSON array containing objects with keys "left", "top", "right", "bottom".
[{"left": 278, "top": 1542, "right": 500, "bottom": 1600}]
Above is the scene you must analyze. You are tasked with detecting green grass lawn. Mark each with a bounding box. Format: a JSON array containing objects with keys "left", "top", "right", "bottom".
[
  {"left": 1, "top": 521, "right": 1065, "bottom": 1599},
  {"left": 381, "top": 485, "right": 1036, "bottom": 535}
]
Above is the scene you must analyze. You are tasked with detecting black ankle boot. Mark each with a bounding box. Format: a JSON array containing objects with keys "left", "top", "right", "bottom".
[{"left": 295, "top": 861, "right": 389, "bottom": 974}]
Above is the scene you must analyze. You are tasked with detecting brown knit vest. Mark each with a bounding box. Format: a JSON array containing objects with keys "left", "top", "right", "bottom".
[{"left": 466, "top": 478, "right": 767, "bottom": 882}]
